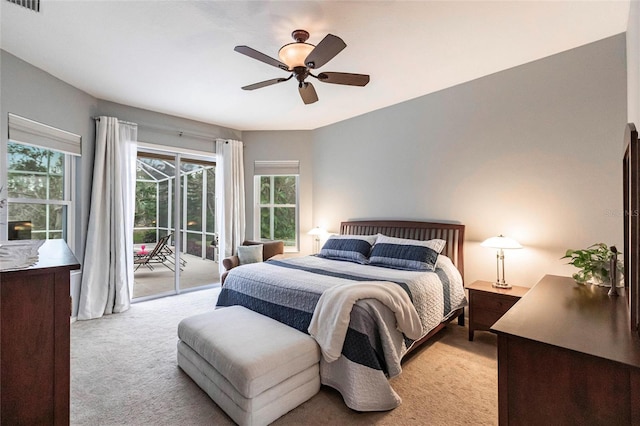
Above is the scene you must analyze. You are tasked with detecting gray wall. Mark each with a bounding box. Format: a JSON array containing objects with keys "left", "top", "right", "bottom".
[
  {"left": 242, "top": 130, "right": 314, "bottom": 253},
  {"left": 0, "top": 50, "right": 242, "bottom": 262},
  {"left": 97, "top": 100, "right": 240, "bottom": 150},
  {"left": 311, "top": 34, "right": 627, "bottom": 287},
  {"left": 0, "top": 50, "right": 241, "bottom": 317},
  {"left": 0, "top": 31, "right": 630, "bottom": 294},
  {"left": 1, "top": 50, "right": 98, "bottom": 317},
  {"left": 0, "top": 50, "right": 98, "bottom": 260}
]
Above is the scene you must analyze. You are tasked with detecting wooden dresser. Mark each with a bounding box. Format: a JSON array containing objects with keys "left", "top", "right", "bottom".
[
  {"left": 491, "top": 274, "right": 640, "bottom": 425},
  {"left": 0, "top": 240, "right": 80, "bottom": 425}
]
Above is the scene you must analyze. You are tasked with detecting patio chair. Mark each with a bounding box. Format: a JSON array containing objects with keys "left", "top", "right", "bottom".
[
  {"left": 159, "top": 234, "right": 187, "bottom": 268},
  {"left": 134, "top": 234, "right": 174, "bottom": 272}
]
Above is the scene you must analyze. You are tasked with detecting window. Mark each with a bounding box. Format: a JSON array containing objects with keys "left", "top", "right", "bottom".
[
  {"left": 255, "top": 174, "right": 299, "bottom": 251},
  {"left": 4, "top": 114, "right": 80, "bottom": 246},
  {"left": 6, "top": 141, "right": 74, "bottom": 241}
]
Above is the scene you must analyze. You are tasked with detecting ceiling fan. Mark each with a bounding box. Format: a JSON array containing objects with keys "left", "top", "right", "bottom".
[{"left": 234, "top": 29, "right": 370, "bottom": 105}]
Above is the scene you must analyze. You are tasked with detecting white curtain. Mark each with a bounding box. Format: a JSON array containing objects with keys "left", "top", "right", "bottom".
[
  {"left": 78, "top": 117, "right": 138, "bottom": 320},
  {"left": 215, "top": 139, "right": 246, "bottom": 274}
]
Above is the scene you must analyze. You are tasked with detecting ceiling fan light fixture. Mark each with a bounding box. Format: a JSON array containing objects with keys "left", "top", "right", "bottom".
[
  {"left": 235, "top": 29, "right": 369, "bottom": 104},
  {"left": 278, "top": 42, "right": 315, "bottom": 69}
]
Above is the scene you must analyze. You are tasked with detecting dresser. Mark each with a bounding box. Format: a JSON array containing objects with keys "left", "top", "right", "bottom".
[
  {"left": 491, "top": 275, "right": 640, "bottom": 425},
  {"left": 0, "top": 240, "right": 80, "bottom": 425}
]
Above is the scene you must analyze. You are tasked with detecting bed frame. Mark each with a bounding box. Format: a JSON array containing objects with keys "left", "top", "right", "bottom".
[{"left": 339, "top": 219, "right": 466, "bottom": 352}]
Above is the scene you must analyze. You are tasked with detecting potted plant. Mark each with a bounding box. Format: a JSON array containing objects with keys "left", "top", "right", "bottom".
[{"left": 561, "top": 243, "right": 623, "bottom": 286}]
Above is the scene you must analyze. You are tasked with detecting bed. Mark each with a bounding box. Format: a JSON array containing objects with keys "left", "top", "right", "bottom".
[{"left": 216, "top": 220, "right": 467, "bottom": 411}]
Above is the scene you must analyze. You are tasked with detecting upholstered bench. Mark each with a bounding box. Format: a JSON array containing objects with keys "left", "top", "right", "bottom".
[{"left": 177, "top": 306, "right": 320, "bottom": 426}]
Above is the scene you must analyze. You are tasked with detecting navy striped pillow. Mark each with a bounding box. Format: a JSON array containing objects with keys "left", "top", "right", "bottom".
[
  {"left": 318, "top": 235, "right": 377, "bottom": 264},
  {"left": 369, "top": 235, "right": 445, "bottom": 271}
]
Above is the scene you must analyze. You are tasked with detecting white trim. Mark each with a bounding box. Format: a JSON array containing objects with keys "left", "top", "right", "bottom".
[
  {"left": 8, "top": 113, "right": 82, "bottom": 156},
  {"left": 66, "top": 154, "right": 76, "bottom": 253},
  {"left": 254, "top": 160, "right": 300, "bottom": 176},
  {"left": 8, "top": 198, "right": 71, "bottom": 206}
]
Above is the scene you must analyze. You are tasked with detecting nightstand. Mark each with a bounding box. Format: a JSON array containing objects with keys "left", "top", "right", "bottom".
[{"left": 466, "top": 280, "right": 529, "bottom": 341}]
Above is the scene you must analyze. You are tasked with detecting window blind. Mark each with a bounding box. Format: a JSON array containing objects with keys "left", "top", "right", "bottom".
[
  {"left": 253, "top": 160, "right": 299, "bottom": 176},
  {"left": 8, "top": 113, "right": 82, "bottom": 156}
]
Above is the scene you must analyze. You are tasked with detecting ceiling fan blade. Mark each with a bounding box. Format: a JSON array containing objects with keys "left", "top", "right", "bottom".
[
  {"left": 234, "top": 45, "right": 289, "bottom": 71},
  {"left": 304, "top": 34, "right": 346, "bottom": 69},
  {"left": 316, "top": 72, "right": 370, "bottom": 87},
  {"left": 241, "top": 75, "right": 292, "bottom": 91},
  {"left": 298, "top": 82, "right": 318, "bottom": 104}
]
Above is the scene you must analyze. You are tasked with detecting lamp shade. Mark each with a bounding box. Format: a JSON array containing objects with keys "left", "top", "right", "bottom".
[
  {"left": 307, "top": 226, "right": 325, "bottom": 236},
  {"left": 481, "top": 235, "right": 522, "bottom": 250},
  {"left": 278, "top": 42, "right": 315, "bottom": 68}
]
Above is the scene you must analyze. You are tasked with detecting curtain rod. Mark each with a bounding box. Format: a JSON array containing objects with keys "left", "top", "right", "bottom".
[
  {"left": 92, "top": 116, "right": 137, "bottom": 127},
  {"left": 92, "top": 116, "right": 216, "bottom": 142}
]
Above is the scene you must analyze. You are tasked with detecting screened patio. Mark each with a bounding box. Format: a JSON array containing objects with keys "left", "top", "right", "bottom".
[{"left": 133, "top": 155, "right": 219, "bottom": 299}]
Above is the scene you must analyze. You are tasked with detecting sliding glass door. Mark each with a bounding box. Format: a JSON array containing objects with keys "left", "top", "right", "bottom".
[{"left": 133, "top": 151, "right": 218, "bottom": 300}]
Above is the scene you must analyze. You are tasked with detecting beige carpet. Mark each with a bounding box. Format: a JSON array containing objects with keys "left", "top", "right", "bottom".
[{"left": 71, "top": 288, "right": 498, "bottom": 426}]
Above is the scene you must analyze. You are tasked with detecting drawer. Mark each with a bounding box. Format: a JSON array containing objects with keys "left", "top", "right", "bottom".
[
  {"left": 472, "top": 292, "right": 518, "bottom": 314},
  {"left": 473, "top": 308, "right": 506, "bottom": 328}
]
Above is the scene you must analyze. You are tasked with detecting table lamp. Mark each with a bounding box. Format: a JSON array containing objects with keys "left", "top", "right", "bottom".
[
  {"left": 307, "top": 227, "right": 326, "bottom": 254},
  {"left": 481, "top": 235, "right": 522, "bottom": 288}
]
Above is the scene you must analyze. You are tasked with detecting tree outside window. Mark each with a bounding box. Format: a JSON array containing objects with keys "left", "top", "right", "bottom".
[
  {"left": 6, "top": 142, "right": 69, "bottom": 240},
  {"left": 257, "top": 175, "right": 298, "bottom": 250}
]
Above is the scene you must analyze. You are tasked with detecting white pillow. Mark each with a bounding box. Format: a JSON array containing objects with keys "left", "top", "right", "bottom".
[{"left": 237, "top": 244, "right": 263, "bottom": 265}]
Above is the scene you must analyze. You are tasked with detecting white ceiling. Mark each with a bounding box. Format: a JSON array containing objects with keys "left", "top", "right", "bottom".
[{"left": 0, "top": 1, "right": 630, "bottom": 131}]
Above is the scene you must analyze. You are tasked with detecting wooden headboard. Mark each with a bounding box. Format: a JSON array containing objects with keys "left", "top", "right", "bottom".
[{"left": 340, "top": 220, "right": 465, "bottom": 280}]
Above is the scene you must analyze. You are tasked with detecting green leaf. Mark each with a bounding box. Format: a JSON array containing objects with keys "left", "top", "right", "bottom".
[{"left": 561, "top": 242, "right": 624, "bottom": 284}]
